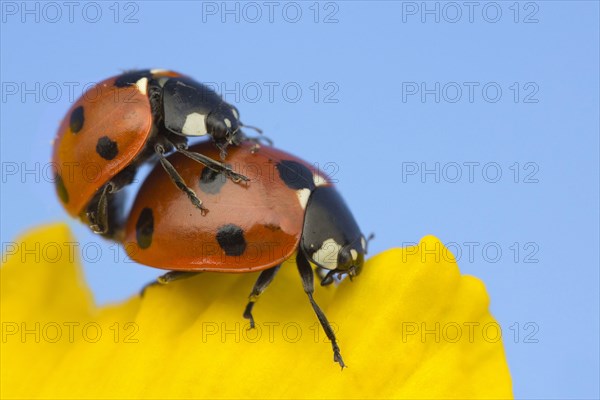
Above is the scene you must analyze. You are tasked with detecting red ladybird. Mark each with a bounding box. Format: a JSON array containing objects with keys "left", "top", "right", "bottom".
[
  {"left": 123, "top": 141, "right": 368, "bottom": 368},
  {"left": 52, "top": 69, "right": 258, "bottom": 237}
]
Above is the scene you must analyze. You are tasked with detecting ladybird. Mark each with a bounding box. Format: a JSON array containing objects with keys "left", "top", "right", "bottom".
[
  {"left": 52, "top": 69, "right": 260, "bottom": 237},
  {"left": 124, "top": 141, "right": 368, "bottom": 368}
]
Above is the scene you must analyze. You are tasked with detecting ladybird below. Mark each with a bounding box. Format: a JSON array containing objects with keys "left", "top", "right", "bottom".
[{"left": 124, "top": 141, "right": 369, "bottom": 368}]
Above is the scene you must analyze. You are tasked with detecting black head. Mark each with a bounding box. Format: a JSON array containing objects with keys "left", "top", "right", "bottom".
[
  {"left": 205, "top": 104, "right": 244, "bottom": 145},
  {"left": 160, "top": 77, "right": 243, "bottom": 145},
  {"left": 301, "top": 186, "right": 367, "bottom": 285}
]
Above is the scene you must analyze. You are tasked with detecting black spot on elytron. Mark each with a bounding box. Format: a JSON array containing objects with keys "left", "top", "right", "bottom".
[
  {"left": 276, "top": 160, "right": 315, "bottom": 190},
  {"left": 96, "top": 136, "right": 119, "bottom": 160},
  {"left": 199, "top": 166, "right": 226, "bottom": 195},
  {"left": 136, "top": 208, "right": 154, "bottom": 249},
  {"left": 216, "top": 224, "right": 246, "bottom": 256},
  {"left": 54, "top": 172, "right": 69, "bottom": 203},
  {"left": 114, "top": 70, "right": 153, "bottom": 88},
  {"left": 70, "top": 106, "right": 84, "bottom": 133}
]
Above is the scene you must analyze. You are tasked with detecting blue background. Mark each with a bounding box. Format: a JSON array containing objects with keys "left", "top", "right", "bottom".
[{"left": 1, "top": 1, "right": 598, "bottom": 398}]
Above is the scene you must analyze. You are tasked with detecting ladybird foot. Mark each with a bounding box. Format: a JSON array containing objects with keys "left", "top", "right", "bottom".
[
  {"left": 333, "top": 345, "right": 346, "bottom": 370},
  {"left": 190, "top": 197, "right": 208, "bottom": 213},
  {"left": 226, "top": 168, "right": 249, "bottom": 184},
  {"left": 157, "top": 271, "right": 201, "bottom": 285},
  {"left": 87, "top": 212, "right": 107, "bottom": 234},
  {"left": 89, "top": 224, "right": 107, "bottom": 234},
  {"left": 217, "top": 143, "right": 229, "bottom": 161},
  {"left": 86, "top": 181, "right": 114, "bottom": 235},
  {"left": 157, "top": 274, "right": 172, "bottom": 285},
  {"left": 182, "top": 185, "right": 208, "bottom": 214},
  {"left": 243, "top": 301, "right": 257, "bottom": 329}
]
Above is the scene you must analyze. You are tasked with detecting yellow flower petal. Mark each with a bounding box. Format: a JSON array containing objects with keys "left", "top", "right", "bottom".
[{"left": 1, "top": 224, "right": 512, "bottom": 399}]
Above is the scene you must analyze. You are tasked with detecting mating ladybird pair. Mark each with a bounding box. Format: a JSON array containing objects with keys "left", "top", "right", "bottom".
[{"left": 52, "top": 69, "right": 368, "bottom": 368}]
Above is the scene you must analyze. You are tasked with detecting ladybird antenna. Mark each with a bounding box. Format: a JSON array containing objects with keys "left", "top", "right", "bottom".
[
  {"left": 240, "top": 122, "right": 263, "bottom": 135},
  {"left": 365, "top": 233, "right": 375, "bottom": 254},
  {"left": 229, "top": 127, "right": 241, "bottom": 144}
]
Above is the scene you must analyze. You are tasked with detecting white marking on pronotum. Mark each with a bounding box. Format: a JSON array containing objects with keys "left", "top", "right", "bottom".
[
  {"left": 150, "top": 68, "right": 168, "bottom": 74},
  {"left": 135, "top": 77, "right": 148, "bottom": 95},
  {"left": 296, "top": 188, "right": 311, "bottom": 210},
  {"left": 157, "top": 77, "right": 169, "bottom": 87},
  {"left": 312, "top": 238, "right": 342, "bottom": 270},
  {"left": 231, "top": 108, "right": 239, "bottom": 119},
  {"left": 361, "top": 236, "right": 367, "bottom": 251},
  {"left": 313, "top": 173, "right": 328, "bottom": 187},
  {"left": 350, "top": 249, "right": 358, "bottom": 261},
  {"left": 224, "top": 118, "right": 232, "bottom": 128},
  {"left": 181, "top": 113, "right": 208, "bottom": 136}
]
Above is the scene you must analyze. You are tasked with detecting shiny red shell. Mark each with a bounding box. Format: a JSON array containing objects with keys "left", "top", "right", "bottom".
[
  {"left": 123, "top": 141, "right": 332, "bottom": 272},
  {"left": 51, "top": 70, "right": 182, "bottom": 217}
]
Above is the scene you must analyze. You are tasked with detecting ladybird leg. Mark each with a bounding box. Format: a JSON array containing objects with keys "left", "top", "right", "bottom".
[
  {"left": 157, "top": 271, "right": 201, "bottom": 284},
  {"left": 319, "top": 269, "right": 337, "bottom": 286},
  {"left": 173, "top": 145, "right": 249, "bottom": 184},
  {"left": 296, "top": 251, "right": 346, "bottom": 369},
  {"left": 139, "top": 271, "right": 201, "bottom": 297},
  {"left": 155, "top": 144, "right": 207, "bottom": 214},
  {"left": 88, "top": 182, "right": 115, "bottom": 234},
  {"left": 243, "top": 265, "right": 282, "bottom": 329},
  {"left": 215, "top": 142, "right": 229, "bottom": 161}
]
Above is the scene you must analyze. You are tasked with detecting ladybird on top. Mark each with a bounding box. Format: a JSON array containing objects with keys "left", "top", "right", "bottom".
[{"left": 52, "top": 69, "right": 261, "bottom": 237}]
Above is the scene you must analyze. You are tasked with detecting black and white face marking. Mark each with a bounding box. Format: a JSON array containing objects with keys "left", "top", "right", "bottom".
[
  {"left": 205, "top": 104, "right": 243, "bottom": 143},
  {"left": 160, "top": 77, "right": 243, "bottom": 143},
  {"left": 301, "top": 186, "right": 365, "bottom": 278}
]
